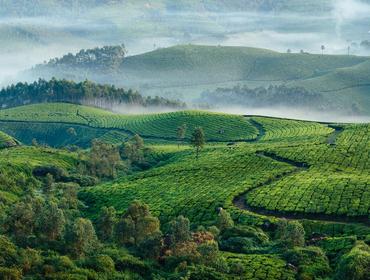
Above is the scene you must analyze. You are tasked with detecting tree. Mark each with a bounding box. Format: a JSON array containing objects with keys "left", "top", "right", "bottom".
[
  {"left": 275, "top": 219, "right": 305, "bottom": 248},
  {"left": 122, "top": 135, "right": 145, "bottom": 165},
  {"left": 169, "top": 216, "right": 191, "bottom": 245},
  {"left": 5, "top": 201, "right": 36, "bottom": 244},
  {"left": 321, "top": 45, "right": 325, "bottom": 55},
  {"left": 177, "top": 124, "right": 187, "bottom": 148},
  {"left": 67, "top": 218, "right": 98, "bottom": 258},
  {"left": 132, "top": 134, "right": 144, "bottom": 150},
  {"left": 96, "top": 206, "right": 117, "bottom": 242},
  {"left": 36, "top": 202, "right": 65, "bottom": 242},
  {"left": 43, "top": 173, "right": 54, "bottom": 194},
  {"left": 89, "top": 140, "right": 121, "bottom": 178},
  {"left": 190, "top": 127, "right": 205, "bottom": 159},
  {"left": 115, "top": 200, "right": 160, "bottom": 246},
  {"left": 335, "top": 242, "right": 370, "bottom": 280},
  {"left": 287, "top": 49, "right": 292, "bottom": 54},
  {"left": 216, "top": 209, "right": 234, "bottom": 232}
]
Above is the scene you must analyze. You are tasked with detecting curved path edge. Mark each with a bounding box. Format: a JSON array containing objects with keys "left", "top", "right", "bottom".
[{"left": 232, "top": 151, "right": 369, "bottom": 225}]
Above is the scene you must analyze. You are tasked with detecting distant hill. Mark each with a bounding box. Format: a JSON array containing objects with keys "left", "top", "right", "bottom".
[
  {"left": 30, "top": 45, "right": 369, "bottom": 86},
  {"left": 26, "top": 44, "right": 370, "bottom": 114},
  {"left": 0, "top": 79, "right": 185, "bottom": 110}
]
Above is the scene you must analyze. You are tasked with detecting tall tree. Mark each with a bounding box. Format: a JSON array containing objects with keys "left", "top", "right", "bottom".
[
  {"left": 67, "top": 218, "right": 98, "bottom": 257},
  {"left": 169, "top": 216, "right": 191, "bottom": 245},
  {"left": 177, "top": 124, "right": 187, "bottom": 148},
  {"left": 217, "top": 209, "right": 234, "bottom": 232},
  {"left": 190, "top": 127, "right": 205, "bottom": 159},
  {"left": 115, "top": 200, "right": 160, "bottom": 246},
  {"left": 36, "top": 202, "right": 65, "bottom": 242},
  {"left": 96, "top": 206, "right": 117, "bottom": 242}
]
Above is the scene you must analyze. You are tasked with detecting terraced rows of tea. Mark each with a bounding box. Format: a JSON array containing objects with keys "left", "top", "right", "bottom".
[
  {"left": 0, "top": 130, "right": 18, "bottom": 148},
  {"left": 80, "top": 146, "right": 294, "bottom": 225},
  {"left": 249, "top": 116, "right": 333, "bottom": 142},
  {"left": 0, "top": 103, "right": 258, "bottom": 142},
  {"left": 246, "top": 124, "right": 370, "bottom": 219}
]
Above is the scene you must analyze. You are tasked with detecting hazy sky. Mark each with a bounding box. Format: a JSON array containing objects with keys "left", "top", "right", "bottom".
[{"left": 1, "top": 0, "right": 370, "bottom": 85}]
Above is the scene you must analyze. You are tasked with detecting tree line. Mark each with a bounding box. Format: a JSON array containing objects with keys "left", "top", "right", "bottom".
[{"left": 0, "top": 78, "right": 185, "bottom": 110}]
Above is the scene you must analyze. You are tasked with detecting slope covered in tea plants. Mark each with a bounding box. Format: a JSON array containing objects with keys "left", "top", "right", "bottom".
[
  {"left": 0, "top": 103, "right": 259, "bottom": 142},
  {"left": 245, "top": 124, "right": 370, "bottom": 220},
  {"left": 0, "top": 130, "right": 18, "bottom": 148}
]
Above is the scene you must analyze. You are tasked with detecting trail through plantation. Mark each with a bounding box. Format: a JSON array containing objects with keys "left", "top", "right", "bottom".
[{"left": 232, "top": 151, "right": 369, "bottom": 225}]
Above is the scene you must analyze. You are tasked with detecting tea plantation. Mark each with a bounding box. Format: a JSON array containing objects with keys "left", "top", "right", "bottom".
[{"left": 0, "top": 105, "right": 369, "bottom": 280}]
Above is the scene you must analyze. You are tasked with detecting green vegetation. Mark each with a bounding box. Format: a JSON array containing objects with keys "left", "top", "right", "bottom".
[
  {"left": 0, "top": 79, "right": 185, "bottom": 110},
  {"left": 28, "top": 44, "right": 370, "bottom": 113},
  {"left": 0, "top": 103, "right": 368, "bottom": 279},
  {"left": 0, "top": 130, "right": 18, "bottom": 148},
  {"left": 0, "top": 103, "right": 258, "bottom": 142},
  {"left": 0, "top": 122, "right": 130, "bottom": 148}
]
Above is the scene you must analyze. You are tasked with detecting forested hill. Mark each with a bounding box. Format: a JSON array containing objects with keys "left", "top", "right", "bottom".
[{"left": 0, "top": 79, "right": 185, "bottom": 110}]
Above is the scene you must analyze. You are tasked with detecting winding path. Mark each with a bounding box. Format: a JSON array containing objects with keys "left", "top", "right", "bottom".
[
  {"left": 232, "top": 121, "right": 369, "bottom": 225},
  {"left": 232, "top": 151, "right": 369, "bottom": 225}
]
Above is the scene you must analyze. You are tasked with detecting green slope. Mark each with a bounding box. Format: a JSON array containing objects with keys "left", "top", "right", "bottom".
[
  {"left": 289, "top": 60, "right": 370, "bottom": 111},
  {"left": 0, "top": 103, "right": 259, "bottom": 142},
  {"left": 118, "top": 45, "right": 370, "bottom": 87},
  {"left": 0, "top": 130, "right": 18, "bottom": 148}
]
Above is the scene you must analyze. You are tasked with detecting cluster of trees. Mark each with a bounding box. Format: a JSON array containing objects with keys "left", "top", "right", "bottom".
[
  {"left": 200, "top": 84, "right": 327, "bottom": 109},
  {"left": 0, "top": 79, "right": 185, "bottom": 110},
  {"left": 77, "top": 135, "right": 151, "bottom": 179},
  {"left": 45, "top": 45, "right": 127, "bottom": 72}
]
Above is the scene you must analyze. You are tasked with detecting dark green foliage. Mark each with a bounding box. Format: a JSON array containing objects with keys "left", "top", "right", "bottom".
[
  {"left": 36, "top": 202, "right": 66, "bottom": 242},
  {"left": 115, "top": 200, "right": 161, "bottom": 246},
  {"left": 86, "top": 140, "right": 122, "bottom": 178},
  {"left": 190, "top": 127, "right": 205, "bottom": 159},
  {"left": 168, "top": 216, "right": 191, "bottom": 245},
  {"left": 0, "top": 79, "right": 184, "bottom": 110},
  {"left": 275, "top": 220, "right": 306, "bottom": 248},
  {"left": 66, "top": 218, "right": 98, "bottom": 258},
  {"left": 217, "top": 209, "right": 234, "bottom": 232},
  {"left": 96, "top": 206, "right": 117, "bottom": 242},
  {"left": 334, "top": 242, "right": 370, "bottom": 280},
  {"left": 283, "top": 246, "right": 331, "bottom": 280}
]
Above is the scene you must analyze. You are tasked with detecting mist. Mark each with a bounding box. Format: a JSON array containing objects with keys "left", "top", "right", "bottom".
[
  {"left": 1, "top": 0, "right": 370, "bottom": 121},
  {"left": 3, "top": 0, "right": 370, "bottom": 83},
  {"left": 209, "top": 106, "right": 370, "bottom": 123}
]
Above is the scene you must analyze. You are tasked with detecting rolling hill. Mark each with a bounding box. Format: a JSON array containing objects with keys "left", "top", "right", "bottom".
[{"left": 27, "top": 45, "right": 370, "bottom": 114}]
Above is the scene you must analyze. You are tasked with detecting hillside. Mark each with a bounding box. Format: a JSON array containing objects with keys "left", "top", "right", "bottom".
[
  {"left": 32, "top": 45, "right": 369, "bottom": 86},
  {"left": 0, "top": 103, "right": 259, "bottom": 145},
  {"left": 0, "top": 130, "right": 18, "bottom": 148},
  {"left": 27, "top": 45, "right": 370, "bottom": 114}
]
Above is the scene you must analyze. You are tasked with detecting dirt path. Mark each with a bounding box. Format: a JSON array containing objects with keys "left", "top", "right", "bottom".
[{"left": 232, "top": 151, "right": 369, "bottom": 225}]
